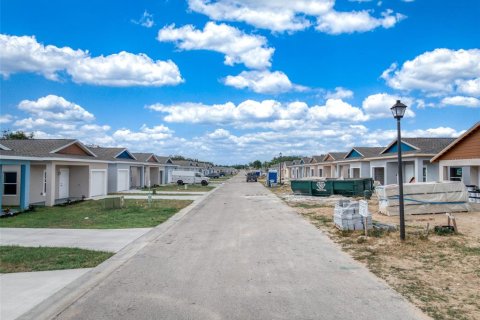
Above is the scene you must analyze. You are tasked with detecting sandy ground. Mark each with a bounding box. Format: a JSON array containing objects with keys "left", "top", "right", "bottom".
[{"left": 270, "top": 181, "right": 480, "bottom": 320}]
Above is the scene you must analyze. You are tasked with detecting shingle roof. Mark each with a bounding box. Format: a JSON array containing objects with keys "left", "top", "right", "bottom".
[
  {"left": 173, "top": 159, "right": 196, "bottom": 167},
  {"left": 131, "top": 153, "right": 155, "bottom": 162},
  {"left": 431, "top": 122, "right": 480, "bottom": 162},
  {"left": 302, "top": 157, "right": 312, "bottom": 163},
  {"left": 87, "top": 146, "right": 138, "bottom": 162},
  {"left": 311, "top": 155, "right": 326, "bottom": 163},
  {"left": 380, "top": 137, "right": 456, "bottom": 156},
  {"left": 325, "top": 152, "right": 347, "bottom": 161},
  {"left": 0, "top": 139, "right": 96, "bottom": 160},
  {"left": 155, "top": 155, "right": 174, "bottom": 164},
  {"left": 350, "top": 147, "right": 385, "bottom": 158}
]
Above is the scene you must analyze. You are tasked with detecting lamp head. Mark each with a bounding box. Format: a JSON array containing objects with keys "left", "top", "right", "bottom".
[{"left": 391, "top": 100, "right": 408, "bottom": 119}]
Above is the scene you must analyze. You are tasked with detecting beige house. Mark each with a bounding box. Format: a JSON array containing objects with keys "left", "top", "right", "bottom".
[{"left": 1, "top": 139, "right": 108, "bottom": 208}]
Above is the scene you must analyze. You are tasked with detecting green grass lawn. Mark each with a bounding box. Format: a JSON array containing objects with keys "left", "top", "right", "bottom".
[
  {"left": 148, "top": 184, "right": 215, "bottom": 192},
  {"left": 0, "top": 246, "right": 113, "bottom": 273},
  {"left": 0, "top": 199, "right": 192, "bottom": 229}
]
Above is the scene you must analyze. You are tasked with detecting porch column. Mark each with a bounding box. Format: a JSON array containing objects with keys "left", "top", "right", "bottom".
[
  {"left": 462, "top": 166, "right": 472, "bottom": 185},
  {"left": 45, "top": 163, "right": 56, "bottom": 206},
  {"left": 414, "top": 158, "right": 423, "bottom": 183},
  {"left": 20, "top": 163, "right": 30, "bottom": 210},
  {"left": 0, "top": 164, "right": 3, "bottom": 210},
  {"left": 140, "top": 166, "right": 145, "bottom": 187}
]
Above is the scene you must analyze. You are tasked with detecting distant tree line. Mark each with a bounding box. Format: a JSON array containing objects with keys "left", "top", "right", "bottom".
[
  {"left": 1, "top": 130, "right": 34, "bottom": 140},
  {"left": 246, "top": 155, "right": 302, "bottom": 170}
]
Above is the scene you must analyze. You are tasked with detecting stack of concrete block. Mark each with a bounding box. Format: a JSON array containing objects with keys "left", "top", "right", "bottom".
[
  {"left": 333, "top": 200, "right": 372, "bottom": 231},
  {"left": 376, "top": 181, "right": 470, "bottom": 216}
]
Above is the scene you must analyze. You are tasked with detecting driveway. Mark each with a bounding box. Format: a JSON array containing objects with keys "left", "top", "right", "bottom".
[
  {"left": 0, "top": 269, "right": 91, "bottom": 320},
  {"left": 0, "top": 228, "right": 151, "bottom": 252},
  {"left": 39, "top": 174, "right": 428, "bottom": 319}
]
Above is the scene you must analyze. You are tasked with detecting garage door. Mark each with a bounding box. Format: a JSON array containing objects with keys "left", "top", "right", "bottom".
[
  {"left": 91, "top": 171, "right": 106, "bottom": 197},
  {"left": 117, "top": 169, "right": 129, "bottom": 191}
]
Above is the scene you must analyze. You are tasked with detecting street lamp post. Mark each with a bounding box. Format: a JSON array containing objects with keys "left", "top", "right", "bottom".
[
  {"left": 391, "top": 100, "right": 408, "bottom": 241},
  {"left": 279, "top": 152, "right": 283, "bottom": 185}
]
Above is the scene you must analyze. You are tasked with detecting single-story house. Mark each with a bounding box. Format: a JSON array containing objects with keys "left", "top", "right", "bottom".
[
  {"left": 1, "top": 139, "right": 108, "bottom": 209},
  {"left": 335, "top": 147, "right": 385, "bottom": 179},
  {"left": 132, "top": 153, "right": 166, "bottom": 187},
  {"left": 431, "top": 122, "right": 480, "bottom": 186},
  {"left": 155, "top": 156, "right": 177, "bottom": 184},
  {"left": 321, "top": 152, "right": 347, "bottom": 178},
  {"left": 88, "top": 147, "right": 142, "bottom": 192},
  {"left": 368, "top": 137, "right": 455, "bottom": 185},
  {"left": 309, "top": 155, "right": 327, "bottom": 178}
]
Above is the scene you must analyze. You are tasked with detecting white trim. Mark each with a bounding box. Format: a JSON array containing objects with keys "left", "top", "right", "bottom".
[
  {"left": 431, "top": 122, "right": 479, "bottom": 162},
  {"left": 50, "top": 140, "right": 97, "bottom": 157},
  {"left": 0, "top": 143, "right": 11, "bottom": 151},
  {"left": 438, "top": 159, "right": 480, "bottom": 166},
  {"left": 114, "top": 149, "right": 137, "bottom": 160},
  {"left": 89, "top": 169, "right": 107, "bottom": 197}
]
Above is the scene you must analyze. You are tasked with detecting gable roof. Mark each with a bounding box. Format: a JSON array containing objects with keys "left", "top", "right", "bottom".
[
  {"left": 301, "top": 157, "right": 312, "bottom": 164},
  {"left": 155, "top": 156, "right": 174, "bottom": 164},
  {"left": 88, "top": 147, "right": 137, "bottom": 162},
  {"left": 324, "top": 152, "right": 347, "bottom": 161},
  {"left": 132, "top": 153, "right": 158, "bottom": 163},
  {"left": 0, "top": 139, "right": 97, "bottom": 160},
  {"left": 310, "top": 155, "right": 326, "bottom": 163},
  {"left": 380, "top": 137, "right": 456, "bottom": 156},
  {"left": 344, "top": 147, "right": 384, "bottom": 159},
  {"left": 431, "top": 122, "right": 480, "bottom": 162}
]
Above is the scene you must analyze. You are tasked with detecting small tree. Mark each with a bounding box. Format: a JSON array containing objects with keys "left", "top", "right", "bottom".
[
  {"left": 251, "top": 160, "right": 262, "bottom": 169},
  {"left": 1, "top": 130, "right": 34, "bottom": 140}
]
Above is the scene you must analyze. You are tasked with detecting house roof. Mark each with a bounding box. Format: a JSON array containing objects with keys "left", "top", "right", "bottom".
[
  {"left": 173, "top": 159, "right": 197, "bottom": 167},
  {"left": 344, "top": 147, "right": 385, "bottom": 159},
  {"left": 155, "top": 155, "right": 174, "bottom": 164},
  {"left": 0, "top": 139, "right": 97, "bottom": 160},
  {"left": 310, "top": 155, "right": 326, "bottom": 163},
  {"left": 380, "top": 137, "right": 456, "bottom": 156},
  {"left": 131, "top": 153, "right": 157, "bottom": 162},
  {"left": 431, "top": 122, "right": 480, "bottom": 162},
  {"left": 87, "top": 147, "right": 138, "bottom": 162},
  {"left": 324, "top": 152, "right": 347, "bottom": 161},
  {"left": 302, "top": 157, "right": 312, "bottom": 164}
]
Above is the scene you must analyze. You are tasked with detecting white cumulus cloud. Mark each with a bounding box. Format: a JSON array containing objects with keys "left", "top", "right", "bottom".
[
  {"left": 148, "top": 98, "right": 368, "bottom": 129},
  {"left": 325, "top": 87, "right": 354, "bottom": 99},
  {"left": 158, "top": 22, "right": 274, "bottom": 69},
  {"left": 18, "top": 95, "right": 95, "bottom": 122},
  {"left": 441, "top": 96, "right": 480, "bottom": 108},
  {"left": 188, "top": 0, "right": 404, "bottom": 34},
  {"left": 362, "top": 93, "right": 416, "bottom": 119},
  {"left": 224, "top": 70, "right": 306, "bottom": 94},
  {"left": 0, "top": 34, "right": 183, "bottom": 87},
  {"left": 382, "top": 48, "right": 480, "bottom": 95}
]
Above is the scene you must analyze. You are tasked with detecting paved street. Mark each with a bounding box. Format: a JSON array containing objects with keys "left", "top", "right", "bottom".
[{"left": 49, "top": 174, "right": 427, "bottom": 320}]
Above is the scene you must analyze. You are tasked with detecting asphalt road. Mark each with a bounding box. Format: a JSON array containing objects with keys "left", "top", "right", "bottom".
[{"left": 55, "top": 174, "right": 427, "bottom": 320}]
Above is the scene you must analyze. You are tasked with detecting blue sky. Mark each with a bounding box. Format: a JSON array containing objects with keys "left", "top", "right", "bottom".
[{"left": 1, "top": 0, "right": 479, "bottom": 164}]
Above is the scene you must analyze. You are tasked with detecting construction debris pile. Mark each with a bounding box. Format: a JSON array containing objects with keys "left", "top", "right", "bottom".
[
  {"left": 333, "top": 200, "right": 372, "bottom": 231},
  {"left": 376, "top": 181, "right": 470, "bottom": 216}
]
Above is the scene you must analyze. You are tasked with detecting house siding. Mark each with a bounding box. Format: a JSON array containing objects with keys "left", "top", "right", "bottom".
[{"left": 437, "top": 128, "right": 480, "bottom": 160}]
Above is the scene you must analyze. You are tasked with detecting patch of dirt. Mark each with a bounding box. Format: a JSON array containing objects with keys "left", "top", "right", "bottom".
[{"left": 274, "top": 182, "right": 480, "bottom": 320}]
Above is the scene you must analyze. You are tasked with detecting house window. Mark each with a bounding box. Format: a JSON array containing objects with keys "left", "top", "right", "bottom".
[
  {"left": 422, "top": 167, "right": 427, "bottom": 182},
  {"left": 449, "top": 167, "right": 462, "bottom": 181},
  {"left": 3, "top": 172, "right": 17, "bottom": 195},
  {"left": 319, "top": 169, "right": 323, "bottom": 177},
  {"left": 43, "top": 170, "right": 47, "bottom": 194}
]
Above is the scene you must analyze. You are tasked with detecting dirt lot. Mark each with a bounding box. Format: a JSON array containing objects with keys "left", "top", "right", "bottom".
[{"left": 269, "top": 182, "right": 480, "bottom": 320}]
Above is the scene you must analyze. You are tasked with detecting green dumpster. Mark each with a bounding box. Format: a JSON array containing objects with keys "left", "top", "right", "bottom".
[
  {"left": 291, "top": 180, "right": 314, "bottom": 195},
  {"left": 291, "top": 178, "right": 373, "bottom": 197}
]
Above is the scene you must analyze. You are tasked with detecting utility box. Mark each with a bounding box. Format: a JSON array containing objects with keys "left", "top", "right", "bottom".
[{"left": 267, "top": 170, "right": 278, "bottom": 187}]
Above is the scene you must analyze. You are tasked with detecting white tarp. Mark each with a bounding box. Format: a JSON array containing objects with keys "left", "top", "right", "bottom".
[{"left": 375, "top": 181, "right": 470, "bottom": 216}]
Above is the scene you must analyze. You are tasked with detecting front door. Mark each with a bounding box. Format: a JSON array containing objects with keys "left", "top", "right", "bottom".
[{"left": 59, "top": 168, "right": 69, "bottom": 199}]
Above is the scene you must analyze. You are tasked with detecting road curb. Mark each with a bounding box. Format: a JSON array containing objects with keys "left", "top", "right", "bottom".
[{"left": 17, "top": 183, "right": 225, "bottom": 320}]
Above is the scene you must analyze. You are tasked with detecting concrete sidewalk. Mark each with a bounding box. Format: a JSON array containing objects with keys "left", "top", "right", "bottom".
[
  {"left": 0, "top": 269, "right": 91, "bottom": 320},
  {"left": 0, "top": 228, "right": 151, "bottom": 252}
]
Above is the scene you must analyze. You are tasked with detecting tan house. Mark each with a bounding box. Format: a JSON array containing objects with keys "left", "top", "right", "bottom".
[
  {"left": 431, "top": 122, "right": 480, "bottom": 186},
  {"left": 1, "top": 139, "right": 108, "bottom": 208}
]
